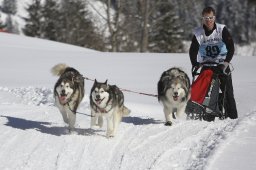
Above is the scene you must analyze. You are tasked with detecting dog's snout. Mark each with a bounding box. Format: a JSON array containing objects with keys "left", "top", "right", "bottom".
[
  {"left": 61, "top": 89, "right": 65, "bottom": 94},
  {"left": 174, "top": 92, "right": 178, "bottom": 96},
  {"left": 96, "top": 94, "right": 100, "bottom": 99}
]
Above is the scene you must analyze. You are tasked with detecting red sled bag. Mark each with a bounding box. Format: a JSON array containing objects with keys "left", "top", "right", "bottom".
[
  {"left": 186, "top": 67, "right": 222, "bottom": 121},
  {"left": 190, "top": 69, "right": 214, "bottom": 104}
]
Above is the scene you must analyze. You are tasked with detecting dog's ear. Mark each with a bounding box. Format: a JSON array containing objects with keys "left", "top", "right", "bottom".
[
  {"left": 92, "top": 79, "right": 97, "bottom": 86},
  {"left": 104, "top": 79, "right": 108, "bottom": 85},
  {"left": 104, "top": 79, "right": 110, "bottom": 90}
]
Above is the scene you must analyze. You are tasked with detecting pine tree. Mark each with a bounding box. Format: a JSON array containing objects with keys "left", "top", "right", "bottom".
[
  {"left": 247, "top": 0, "right": 256, "bottom": 43},
  {"left": 149, "top": 0, "right": 184, "bottom": 52},
  {"left": 0, "top": 21, "right": 5, "bottom": 29},
  {"left": 176, "top": 0, "right": 203, "bottom": 39},
  {"left": 1, "top": 0, "right": 18, "bottom": 33},
  {"left": 119, "top": 1, "right": 142, "bottom": 51},
  {"left": 41, "top": 0, "right": 60, "bottom": 40},
  {"left": 5, "top": 14, "right": 19, "bottom": 33},
  {"left": 2, "top": 0, "right": 17, "bottom": 15},
  {"left": 22, "top": 0, "right": 43, "bottom": 37},
  {"left": 57, "top": 0, "right": 104, "bottom": 49}
]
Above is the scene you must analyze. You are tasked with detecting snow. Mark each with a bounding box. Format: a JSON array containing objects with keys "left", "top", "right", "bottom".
[{"left": 0, "top": 32, "right": 256, "bottom": 170}]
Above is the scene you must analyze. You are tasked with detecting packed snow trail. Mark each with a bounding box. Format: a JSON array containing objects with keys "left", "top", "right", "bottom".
[{"left": 0, "top": 87, "right": 250, "bottom": 170}]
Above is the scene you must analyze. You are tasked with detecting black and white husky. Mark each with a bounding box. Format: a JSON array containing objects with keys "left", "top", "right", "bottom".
[
  {"left": 51, "top": 63, "right": 84, "bottom": 132},
  {"left": 90, "top": 80, "right": 130, "bottom": 137},
  {"left": 157, "top": 67, "right": 190, "bottom": 126}
]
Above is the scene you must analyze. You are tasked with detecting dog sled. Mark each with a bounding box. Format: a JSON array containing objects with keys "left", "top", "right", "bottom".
[{"left": 185, "top": 62, "right": 233, "bottom": 121}]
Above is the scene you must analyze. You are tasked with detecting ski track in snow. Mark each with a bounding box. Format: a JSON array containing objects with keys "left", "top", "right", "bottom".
[{"left": 0, "top": 86, "right": 254, "bottom": 170}]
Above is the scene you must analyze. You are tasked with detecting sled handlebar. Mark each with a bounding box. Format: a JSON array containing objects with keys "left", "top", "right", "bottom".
[{"left": 191, "top": 62, "right": 234, "bottom": 78}]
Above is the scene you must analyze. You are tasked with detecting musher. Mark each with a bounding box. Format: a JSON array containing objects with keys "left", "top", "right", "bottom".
[{"left": 189, "top": 6, "right": 238, "bottom": 119}]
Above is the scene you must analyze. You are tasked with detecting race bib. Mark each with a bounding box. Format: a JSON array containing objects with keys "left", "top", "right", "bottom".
[
  {"left": 194, "top": 23, "right": 228, "bottom": 64},
  {"left": 198, "top": 42, "right": 227, "bottom": 63}
]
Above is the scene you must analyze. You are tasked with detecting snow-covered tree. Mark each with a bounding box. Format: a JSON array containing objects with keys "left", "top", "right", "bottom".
[
  {"left": 23, "top": 0, "right": 43, "bottom": 37},
  {"left": 20, "top": 0, "right": 256, "bottom": 50},
  {"left": 1, "top": 0, "right": 17, "bottom": 15},
  {"left": 41, "top": 0, "right": 60, "bottom": 40},
  {"left": 247, "top": 0, "right": 256, "bottom": 43},
  {"left": 0, "top": 15, "right": 6, "bottom": 30},
  {"left": 5, "top": 14, "right": 19, "bottom": 33},
  {"left": 22, "top": 0, "right": 104, "bottom": 50},
  {"left": 1, "top": 0, "right": 18, "bottom": 33},
  {"left": 149, "top": 0, "right": 184, "bottom": 52},
  {"left": 175, "top": 0, "right": 203, "bottom": 39},
  {"left": 57, "top": 0, "right": 104, "bottom": 49}
]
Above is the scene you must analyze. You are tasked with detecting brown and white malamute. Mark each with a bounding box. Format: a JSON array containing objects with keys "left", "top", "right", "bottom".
[
  {"left": 90, "top": 80, "right": 130, "bottom": 137},
  {"left": 157, "top": 67, "right": 190, "bottom": 126},
  {"left": 51, "top": 63, "right": 84, "bottom": 133}
]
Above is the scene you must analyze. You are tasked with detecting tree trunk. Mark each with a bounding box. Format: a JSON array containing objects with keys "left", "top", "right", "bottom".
[
  {"left": 140, "top": 0, "right": 149, "bottom": 52},
  {"left": 106, "top": 0, "right": 121, "bottom": 52}
]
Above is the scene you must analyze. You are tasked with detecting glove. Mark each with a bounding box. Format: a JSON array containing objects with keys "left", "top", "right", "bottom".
[
  {"left": 192, "top": 63, "right": 201, "bottom": 76},
  {"left": 193, "top": 63, "right": 200, "bottom": 70},
  {"left": 221, "top": 62, "right": 229, "bottom": 75}
]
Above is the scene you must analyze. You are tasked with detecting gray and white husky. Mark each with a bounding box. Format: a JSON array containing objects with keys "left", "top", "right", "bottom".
[
  {"left": 90, "top": 80, "right": 130, "bottom": 137},
  {"left": 51, "top": 63, "right": 84, "bottom": 132},
  {"left": 157, "top": 67, "right": 190, "bottom": 126}
]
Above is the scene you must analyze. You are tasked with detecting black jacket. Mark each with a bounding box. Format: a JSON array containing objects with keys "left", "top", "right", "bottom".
[{"left": 189, "top": 23, "right": 235, "bottom": 67}]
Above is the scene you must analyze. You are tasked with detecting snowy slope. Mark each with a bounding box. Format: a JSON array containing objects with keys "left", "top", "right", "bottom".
[{"left": 0, "top": 33, "right": 256, "bottom": 170}]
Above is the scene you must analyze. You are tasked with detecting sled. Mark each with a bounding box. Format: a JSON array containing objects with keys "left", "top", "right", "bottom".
[{"left": 185, "top": 63, "right": 233, "bottom": 121}]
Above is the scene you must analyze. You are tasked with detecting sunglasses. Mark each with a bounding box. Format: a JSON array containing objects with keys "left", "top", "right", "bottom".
[{"left": 202, "top": 16, "right": 215, "bottom": 21}]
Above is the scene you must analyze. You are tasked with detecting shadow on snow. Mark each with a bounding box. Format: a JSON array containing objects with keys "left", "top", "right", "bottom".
[
  {"left": 122, "top": 116, "right": 163, "bottom": 125},
  {"left": 0, "top": 115, "right": 99, "bottom": 136}
]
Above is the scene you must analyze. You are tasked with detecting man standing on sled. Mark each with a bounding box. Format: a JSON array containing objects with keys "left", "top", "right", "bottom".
[{"left": 189, "top": 6, "right": 238, "bottom": 119}]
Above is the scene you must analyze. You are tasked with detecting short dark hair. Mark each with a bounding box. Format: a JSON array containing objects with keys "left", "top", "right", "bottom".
[{"left": 202, "top": 6, "right": 216, "bottom": 16}]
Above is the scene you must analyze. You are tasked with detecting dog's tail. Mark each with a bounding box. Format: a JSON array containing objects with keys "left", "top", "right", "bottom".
[
  {"left": 51, "top": 63, "right": 68, "bottom": 76},
  {"left": 122, "top": 106, "right": 131, "bottom": 116}
]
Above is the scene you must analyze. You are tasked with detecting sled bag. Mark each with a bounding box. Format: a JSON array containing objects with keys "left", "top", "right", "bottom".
[{"left": 190, "top": 69, "right": 214, "bottom": 104}]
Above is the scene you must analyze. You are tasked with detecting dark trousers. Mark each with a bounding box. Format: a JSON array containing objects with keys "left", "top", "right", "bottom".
[{"left": 202, "top": 66, "right": 238, "bottom": 119}]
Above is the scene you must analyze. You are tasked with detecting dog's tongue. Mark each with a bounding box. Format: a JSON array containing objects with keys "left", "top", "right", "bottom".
[
  {"left": 95, "top": 98, "right": 104, "bottom": 105},
  {"left": 59, "top": 96, "right": 66, "bottom": 102},
  {"left": 173, "top": 96, "right": 178, "bottom": 101}
]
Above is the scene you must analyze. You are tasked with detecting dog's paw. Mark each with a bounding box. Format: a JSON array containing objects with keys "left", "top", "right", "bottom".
[
  {"left": 63, "top": 128, "right": 70, "bottom": 134},
  {"left": 91, "top": 125, "right": 101, "bottom": 129},
  {"left": 164, "top": 121, "right": 172, "bottom": 126},
  {"left": 67, "top": 126, "right": 78, "bottom": 134},
  {"left": 106, "top": 131, "right": 115, "bottom": 138},
  {"left": 107, "top": 135, "right": 114, "bottom": 138},
  {"left": 64, "top": 128, "right": 77, "bottom": 135}
]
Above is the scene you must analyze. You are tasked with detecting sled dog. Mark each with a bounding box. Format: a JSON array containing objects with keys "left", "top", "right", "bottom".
[
  {"left": 90, "top": 80, "right": 130, "bottom": 137},
  {"left": 157, "top": 67, "right": 190, "bottom": 126},
  {"left": 51, "top": 63, "right": 84, "bottom": 132}
]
